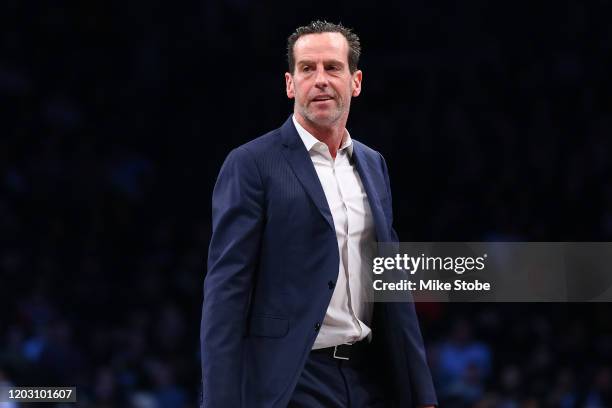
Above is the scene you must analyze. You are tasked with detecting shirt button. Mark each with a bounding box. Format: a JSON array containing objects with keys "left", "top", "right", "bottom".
[
  {"left": 314, "top": 322, "right": 321, "bottom": 332},
  {"left": 328, "top": 281, "right": 336, "bottom": 290}
]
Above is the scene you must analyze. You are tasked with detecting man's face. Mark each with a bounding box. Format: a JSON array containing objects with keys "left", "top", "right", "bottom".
[{"left": 285, "top": 32, "right": 362, "bottom": 128}]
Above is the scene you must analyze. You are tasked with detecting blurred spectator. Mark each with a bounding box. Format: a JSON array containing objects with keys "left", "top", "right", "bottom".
[
  {"left": 585, "top": 367, "right": 612, "bottom": 408},
  {"left": 0, "top": 368, "right": 18, "bottom": 408},
  {"left": 434, "top": 318, "right": 491, "bottom": 404}
]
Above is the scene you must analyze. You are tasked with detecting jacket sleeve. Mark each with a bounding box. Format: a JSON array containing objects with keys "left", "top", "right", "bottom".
[
  {"left": 378, "top": 152, "right": 400, "bottom": 243},
  {"left": 378, "top": 152, "right": 438, "bottom": 407},
  {"left": 201, "top": 146, "right": 264, "bottom": 407}
]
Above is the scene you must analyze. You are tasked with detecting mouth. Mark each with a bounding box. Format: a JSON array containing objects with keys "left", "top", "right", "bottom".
[{"left": 311, "top": 95, "right": 334, "bottom": 102}]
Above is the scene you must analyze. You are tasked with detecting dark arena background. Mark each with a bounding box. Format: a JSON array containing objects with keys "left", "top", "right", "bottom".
[{"left": 1, "top": 1, "right": 612, "bottom": 407}]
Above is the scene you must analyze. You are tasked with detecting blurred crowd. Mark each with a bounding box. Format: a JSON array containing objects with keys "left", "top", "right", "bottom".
[
  {"left": 421, "top": 303, "right": 612, "bottom": 407},
  {"left": 2, "top": 0, "right": 612, "bottom": 406}
]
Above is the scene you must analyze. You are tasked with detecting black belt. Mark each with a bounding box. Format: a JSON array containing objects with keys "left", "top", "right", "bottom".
[{"left": 311, "top": 340, "right": 370, "bottom": 361}]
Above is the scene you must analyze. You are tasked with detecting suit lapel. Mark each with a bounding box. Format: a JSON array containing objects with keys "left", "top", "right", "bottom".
[
  {"left": 279, "top": 117, "right": 335, "bottom": 232},
  {"left": 279, "top": 117, "right": 389, "bottom": 241},
  {"left": 352, "top": 143, "right": 388, "bottom": 243}
]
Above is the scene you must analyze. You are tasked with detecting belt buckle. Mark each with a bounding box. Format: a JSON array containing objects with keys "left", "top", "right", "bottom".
[{"left": 333, "top": 344, "right": 350, "bottom": 360}]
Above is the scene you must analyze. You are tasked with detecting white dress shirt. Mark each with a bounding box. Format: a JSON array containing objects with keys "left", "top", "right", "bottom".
[{"left": 292, "top": 115, "right": 377, "bottom": 349}]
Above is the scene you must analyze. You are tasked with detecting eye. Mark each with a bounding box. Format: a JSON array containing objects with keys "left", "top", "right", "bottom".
[{"left": 302, "top": 66, "right": 312, "bottom": 72}]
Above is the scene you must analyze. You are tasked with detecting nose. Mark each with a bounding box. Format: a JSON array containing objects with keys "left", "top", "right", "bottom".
[{"left": 314, "top": 66, "right": 329, "bottom": 88}]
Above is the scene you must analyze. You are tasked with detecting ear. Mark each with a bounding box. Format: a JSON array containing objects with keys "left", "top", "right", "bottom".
[
  {"left": 285, "top": 72, "right": 295, "bottom": 99},
  {"left": 351, "top": 70, "right": 362, "bottom": 97}
]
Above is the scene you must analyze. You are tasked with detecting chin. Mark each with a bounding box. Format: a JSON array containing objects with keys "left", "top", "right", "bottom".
[{"left": 305, "top": 112, "right": 342, "bottom": 127}]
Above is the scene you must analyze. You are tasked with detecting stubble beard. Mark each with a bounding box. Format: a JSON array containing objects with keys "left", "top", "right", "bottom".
[{"left": 298, "top": 97, "right": 346, "bottom": 128}]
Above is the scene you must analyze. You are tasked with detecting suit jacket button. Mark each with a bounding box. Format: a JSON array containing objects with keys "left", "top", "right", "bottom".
[
  {"left": 314, "top": 322, "right": 321, "bottom": 332},
  {"left": 328, "top": 281, "right": 335, "bottom": 290}
]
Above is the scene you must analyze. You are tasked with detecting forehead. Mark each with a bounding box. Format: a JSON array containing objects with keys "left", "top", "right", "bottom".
[{"left": 293, "top": 32, "right": 349, "bottom": 63}]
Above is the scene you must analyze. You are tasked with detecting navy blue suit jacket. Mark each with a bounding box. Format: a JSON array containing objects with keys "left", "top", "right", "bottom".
[{"left": 201, "top": 117, "right": 437, "bottom": 407}]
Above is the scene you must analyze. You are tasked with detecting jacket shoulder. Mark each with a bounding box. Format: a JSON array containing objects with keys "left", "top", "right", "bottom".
[
  {"left": 352, "top": 139, "right": 385, "bottom": 162},
  {"left": 217, "top": 127, "right": 283, "bottom": 182},
  {"left": 235, "top": 127, "right": 282, "bottom": 156}
]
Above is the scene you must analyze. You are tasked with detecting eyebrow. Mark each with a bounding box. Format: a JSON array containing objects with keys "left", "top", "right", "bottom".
[{"left": 297, "top": 59, "right": 345, "bottom": 67}]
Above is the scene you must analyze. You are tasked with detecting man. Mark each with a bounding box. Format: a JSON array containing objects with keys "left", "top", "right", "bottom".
[{"left": 201, "top": 21, "right": 437, "bottom": 407}]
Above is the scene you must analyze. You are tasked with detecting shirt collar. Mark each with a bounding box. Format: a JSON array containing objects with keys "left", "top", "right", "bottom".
[{"left": 292, "top": 115, "right": 354, "bottom": 157}]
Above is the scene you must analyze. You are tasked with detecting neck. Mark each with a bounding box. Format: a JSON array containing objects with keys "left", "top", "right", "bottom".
[{"left": 295, "top": 113, "right": 347, "bottom": 159}]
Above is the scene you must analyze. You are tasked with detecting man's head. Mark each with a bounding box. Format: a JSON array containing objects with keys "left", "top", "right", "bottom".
[{"left": 285, "top": 21, "right": 362, "bottom": 129}]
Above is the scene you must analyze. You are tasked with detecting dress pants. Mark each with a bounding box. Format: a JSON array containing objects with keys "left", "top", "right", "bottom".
[{"left": 288, "top": 350, "right": 389, "bottom": 408}]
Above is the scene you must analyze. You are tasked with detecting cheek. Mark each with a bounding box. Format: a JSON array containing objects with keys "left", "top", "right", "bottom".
[
  {"left": 296, "top": 84, "right": 310, "bottom": 100},
  {"left": 341, "top": 84, "right": 353, "bottom": 99}
]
